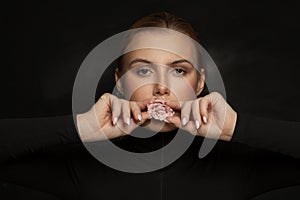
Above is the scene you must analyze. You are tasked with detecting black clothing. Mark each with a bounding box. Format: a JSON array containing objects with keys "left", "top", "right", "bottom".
[{"left": 0, "top": 114, "right": 299, "bottom": 200}]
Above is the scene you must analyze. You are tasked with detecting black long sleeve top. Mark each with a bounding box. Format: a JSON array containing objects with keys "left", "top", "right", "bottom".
[{"left": 0, "top": 113, "right": 299, "bottom": 200}]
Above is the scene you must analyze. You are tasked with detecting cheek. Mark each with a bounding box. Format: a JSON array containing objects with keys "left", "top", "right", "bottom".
[
  {"left": 121, "top": 74, "right": 141, "bottom": 99},
  {"left": 124, "top": 84, "right": 153, "bottom": 101},
  {"left": 170, "top": 84, "right": 194, "bottom": 100},
  {"left": 169, "top": 77, "right": 199, "bottom": 101}
]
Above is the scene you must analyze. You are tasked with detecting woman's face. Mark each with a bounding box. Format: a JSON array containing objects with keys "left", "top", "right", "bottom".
[{"left": 115, "top": 31, "right": 204, "bottom": 132}]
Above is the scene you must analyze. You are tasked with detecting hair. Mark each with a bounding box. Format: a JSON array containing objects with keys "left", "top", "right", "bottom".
[{"left": 129, "top": 12, "right": 200, "bottom": 42}]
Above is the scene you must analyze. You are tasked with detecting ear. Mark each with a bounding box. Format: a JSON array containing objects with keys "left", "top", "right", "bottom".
[
  {"left": 115, "top": 68, "right": 124, "bottom": 95},
  {"left": 196, "top": 68, "right": 205, "bottom": 96}
]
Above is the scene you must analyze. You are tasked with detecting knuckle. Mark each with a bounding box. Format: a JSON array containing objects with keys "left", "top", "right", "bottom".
[
  {"left": 182, "top": 101, "right": 191, "bottom": 109},
  {"left": 192, "top": 100, "right": 199, "bottom": 107},
  {"left": 120, "top": 99, "right": 129, "bottom": 107},
  {"left": 113, "top": 107, "right": 121, "bottom": 114},
  {"left": 102, "top": 93, "right": 111, "bottom": 98},
  {"left": 129, "top": 101, "right": 137, "bottom": 109},
  {"left": 211, "top": 91, "right": 222, "bottom": 99},
  {"left": 99, "top": 93, "right": 111, "bottom": 104},
  {"left": 100, "top": 93, "right": 112, "bottom": 101}
]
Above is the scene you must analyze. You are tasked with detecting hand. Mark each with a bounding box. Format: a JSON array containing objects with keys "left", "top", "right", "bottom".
[
  {"left": 165, "top": 92, "right": 237, "bottom": 141},
  {"left": 76, "top": 93, "right": 149, "bottom": 142}
]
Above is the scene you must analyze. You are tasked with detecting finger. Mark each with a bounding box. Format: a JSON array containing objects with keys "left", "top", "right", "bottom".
[
  {"left": 192, "top": 99, "right": 201, "bottom": 129},
  {"left": 120, "top": 118, "right": 139, "bottom": 135},
  {"left": 121, "top": 100, "right": 131, "bottom": 126},
  {"left": 110, "top": 95, "right": 122, "bottom": 126},
  {"left": 130, "top": 101, "right": 143, "bottom": 123},
  {"left": 183, "top": 121, "right": 198, "bottom": 136},
  {"left": 135, "top": 98, "right": 154, "bottom": 111},
  {"left": 164, "top": 100, "right": 183, "bottom": 111},
  {"left": 138, "top": 111, "right": 150, "bottom": 125},
  {"left": 166, "top": 116, "right": 197, "bottom": 136},
  {"left": 199, "top": 96, "right": 210, "bottom": 124},
  {"left": 130, "top": 100, "right": 150, "bottom": 121},
  {"left": 180, "top": 101, "right": 192, "bottom": 126},
  {"left": 165, "top": 115, "right": 181, "bottom": 128}
]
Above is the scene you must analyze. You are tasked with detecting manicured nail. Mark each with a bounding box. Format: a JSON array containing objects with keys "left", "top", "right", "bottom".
[
  {"left": 113, "top": 117, "right": 118, "bottom": 125},
  {"left": 137, "top": 114, "right": 142, "bottom": 122},
  {"left": 126, "top": 117, "right": 130, "bottom": 126},
  {"left": 203, "top": 116, "right": 207, "bottom": 124},
  {"left": 182, "top": 117, "right": 187, "bottom": 126},
  {"left": 195, "top": 120, "right": 200, "bottom": 129}
]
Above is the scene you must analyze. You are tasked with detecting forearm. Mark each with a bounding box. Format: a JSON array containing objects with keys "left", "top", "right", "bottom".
[
  {"left": 231, "top": 113, "right": 300, "bottom": 159},
  {"left": 0, "top": 115, "right": 81, "bottom": 164}
]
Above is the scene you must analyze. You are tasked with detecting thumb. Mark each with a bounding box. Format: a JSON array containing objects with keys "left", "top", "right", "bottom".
[{"left": 165, "top": 115, "right": 181, "bottom": 128}]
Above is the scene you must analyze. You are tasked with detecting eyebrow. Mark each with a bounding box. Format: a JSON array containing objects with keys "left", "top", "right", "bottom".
[
  {"left": 171, "top": 59, "right": 194, "bottom": 66},
  {"left": 128, "top": 58, "right": 152, "bottom": 67},
  {"left": 128, "top": 58, "right": 193, "bottom": 67}
]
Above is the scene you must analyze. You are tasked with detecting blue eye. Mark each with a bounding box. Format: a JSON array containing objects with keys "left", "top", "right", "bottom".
[
  {"left": 173, "top": 68, "right": 186, "bottom": 76},
  {"left": 136, "top": 68, "right": 152, "bottom": 76}
]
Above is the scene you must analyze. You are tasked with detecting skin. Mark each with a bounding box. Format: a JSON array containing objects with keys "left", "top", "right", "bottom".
[
  {"left": 76, "top": 30, "right": 237, "bottom": 142},
  {"left": 115, "top": 48, "right": 204, "bottom": 132}
]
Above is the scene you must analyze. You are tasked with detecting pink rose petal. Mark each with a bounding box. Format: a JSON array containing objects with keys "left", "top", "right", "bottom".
[{"left": 147, "top": 99, "right": 175, "bottom": 121}]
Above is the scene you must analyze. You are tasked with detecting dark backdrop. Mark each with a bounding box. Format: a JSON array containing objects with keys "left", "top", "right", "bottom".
[{"left": 2, "top": 0, "right": 300, "bottom": 122}]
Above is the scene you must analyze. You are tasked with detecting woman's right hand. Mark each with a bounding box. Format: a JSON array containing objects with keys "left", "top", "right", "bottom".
[{"left": 76, "top": 93, "right": 149, "bottom": 142}]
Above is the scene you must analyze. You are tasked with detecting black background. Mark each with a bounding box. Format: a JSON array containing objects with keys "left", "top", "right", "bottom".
[
  {"left": 2, "top": 1, "right": 299, "bottom": 120},
  {"left": 1, "top": 1, "right": 300, "bottom": 199}
]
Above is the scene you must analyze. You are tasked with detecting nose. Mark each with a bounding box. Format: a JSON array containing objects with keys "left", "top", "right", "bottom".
[
  {"left": 154, "top": 84, "right": 170, "bottom": 96},
  {"left": 153, "top": 66, "right": 171, "bottom": 97}
]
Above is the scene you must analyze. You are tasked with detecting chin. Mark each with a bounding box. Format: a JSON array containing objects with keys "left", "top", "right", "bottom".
[{"left": 141, "top": 119, "right": 177, "bottom": 133}]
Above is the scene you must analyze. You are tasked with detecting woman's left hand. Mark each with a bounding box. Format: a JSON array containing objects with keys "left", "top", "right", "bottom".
[{"left": 165, "top": 92, "right": 237, "bottom": 141}]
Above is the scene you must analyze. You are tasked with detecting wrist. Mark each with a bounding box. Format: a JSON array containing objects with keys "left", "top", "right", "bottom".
[
  {"left": 221, "top": 111, "right": 237, "bottom": 142},
  {"left": 76, "top": 108, "right": 101, "bottom": 142}
]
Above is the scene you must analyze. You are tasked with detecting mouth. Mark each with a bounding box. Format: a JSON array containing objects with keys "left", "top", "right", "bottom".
[{"left": 146, "top": 98, "right": 175, "bottom": 121}]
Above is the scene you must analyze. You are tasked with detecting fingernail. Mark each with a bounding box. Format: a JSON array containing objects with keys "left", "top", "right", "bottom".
[
  {"left": 182, "top": 117, "right": 187, "bottom": 126},
  {"left": 126, "top": 117, "right": 130, "bottom": 126},
  {"left": 113, "top": 117, "right": 118, "bottom": 125},
  {"left": 137, "top": 114, "right": 142, "bottom": 122},
  {"left": 203, "top": 116, "right": 207, "bottom": 124},
  {"left": 195, "top": 120, "right": 200, "bottom": 129}
]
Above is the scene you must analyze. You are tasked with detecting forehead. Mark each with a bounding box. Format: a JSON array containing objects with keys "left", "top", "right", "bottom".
[
  {"left": 123, "top": 29, "right": 197, "bottom": 65},
  {"left": 122, "top": 49, "right": 185, "bottom": 65}
]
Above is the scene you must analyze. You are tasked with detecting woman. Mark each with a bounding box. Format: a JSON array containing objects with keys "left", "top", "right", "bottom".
[
  {"left": 76, "top": 12, "right": 237, "bottom": 144},
  {"left": 1, "top": 12, "right": 299, "bottom": 200}
]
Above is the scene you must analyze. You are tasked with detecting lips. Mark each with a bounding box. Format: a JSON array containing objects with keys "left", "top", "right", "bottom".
[{"left": 146, "top": 99, "right": 175, "bottom": 121}]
